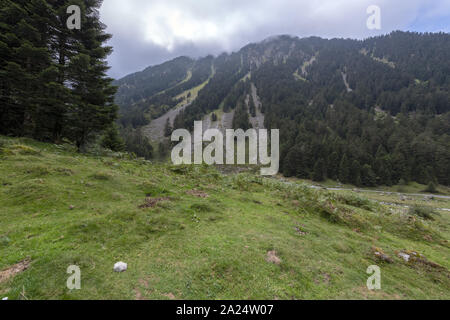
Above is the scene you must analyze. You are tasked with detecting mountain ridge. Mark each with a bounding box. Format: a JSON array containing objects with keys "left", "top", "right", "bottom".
[{"left": 115, "top": 31, "right": 450, "bottom": 187}]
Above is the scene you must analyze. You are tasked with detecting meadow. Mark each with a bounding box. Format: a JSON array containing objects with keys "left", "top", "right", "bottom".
[{"left": 0, "top": 136, "right": 449, "bottom": 300}]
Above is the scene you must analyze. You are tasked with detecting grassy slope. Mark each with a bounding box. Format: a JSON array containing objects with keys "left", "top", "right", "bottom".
[
  {"left": 0, "top": 137, "right": 449, "bottom": 300},
  {"left": 174, "top": 65, "right": 216, "bottom": 109}
]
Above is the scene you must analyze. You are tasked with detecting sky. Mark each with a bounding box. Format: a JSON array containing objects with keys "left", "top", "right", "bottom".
[{"left": 100, "top": 0, "right": 450, "bottom": 79}]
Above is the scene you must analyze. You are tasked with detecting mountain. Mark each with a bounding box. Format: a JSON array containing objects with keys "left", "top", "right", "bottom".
[{"left": 115, "top": 31, "right": 450, "bottom": 186}]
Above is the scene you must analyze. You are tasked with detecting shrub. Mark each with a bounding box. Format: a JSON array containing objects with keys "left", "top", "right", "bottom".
[
  {"left": 335, "top": 193, "right": 375, "bottom": 211},
  {"left": 101, "top": 124, "right": 125, "bottom": 152},
  {"left": 408, "top": 205, "right": 438, "bottom": 220},
  {"left": 423, "top": 182, "right": 438, "bottom": 194}
]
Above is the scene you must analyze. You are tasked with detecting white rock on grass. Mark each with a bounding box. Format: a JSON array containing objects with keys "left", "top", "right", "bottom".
[
  {"left": 2, "top": 297, "right": 8, "bottom": 300},
  {"left": 114, "top": 262, "right": 127, "bottom": 272},
  {"left": 398, "top": 252, "right": 410, "bottom": 262}
]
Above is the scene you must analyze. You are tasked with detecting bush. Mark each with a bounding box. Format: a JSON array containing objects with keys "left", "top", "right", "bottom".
[
  {"left": 101, "top": 124, "right": 125, "bottom": 152},
  {"left": 423, "top": 182, "right": 438, "bottom": 194},
  {"left": 120, "top": 127, "right": 153, "bottom": 160},
  {"left": 232, "top": 173, "right": 263, "bottom": 191},
  {"left": 335, "top": 193, "right": 375, "bottom": 211},
  {"left": 408, "top": 205, "right": 438, "bottom": 220}
]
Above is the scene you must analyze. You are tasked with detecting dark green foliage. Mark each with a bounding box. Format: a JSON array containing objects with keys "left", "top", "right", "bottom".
[
  {"left": 361, "top": 165, "right": 377, "bottom": 187},
  {"left": 121, "top": 127, "right": 153, "bottom": 160},
  {"left": 115, "top": 56, "right": 214, "bottom": 129},
  {"left": 248, "top": 33, "right": 450, "bottom": 186},
  {"left": 313, "top": 159, "right": 326, "bottom": 182},
  {"left": 158, "top": 141, "right": 169, "bottom": 158},
  {"left": 174, "top": 53, "right": 249, "bottom": 130},
  {"left": 112, "top": 32, "right": 450, "bottom": 186},
  {"left": 232, "top": 99, "right": 251, "bottom": 130},
  {"left": 424, "top": 181, "right": 438, "bottom": 194},
  {"left": 338, "top": 154, "right": 350, "bottom": 183},
  {"left": 0, "top": 0, "right": 118, "bottom": 151},
  {"left": 101, "top": 124, "right": 125, "bottom": 152},
  {"left": 114, "top": 56, "right": 194, "bottom": 107},
  {"left": 335, "top": 194, "right": 374, "bottom": 212},
  {"left": 164, "top": 118, "right": 173, "bottom": 137}
]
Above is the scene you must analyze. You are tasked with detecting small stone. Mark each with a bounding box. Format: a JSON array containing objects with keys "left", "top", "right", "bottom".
[
  {"left": 114, "top": 261, "right": 127, "bottom": 272},
  {"left": 2, "top": 297, "right": 8, "bottom": 300},
  {"left": 69, "top": 205, "right": 75, "bottom": 210},
  {"left": 398, "top": 252, "right": 410, "bottom": 262}
]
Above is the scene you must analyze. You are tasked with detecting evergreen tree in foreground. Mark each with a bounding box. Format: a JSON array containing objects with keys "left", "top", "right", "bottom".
[{"left": 0, "top": 0, "right": 118, "bottom": 151}]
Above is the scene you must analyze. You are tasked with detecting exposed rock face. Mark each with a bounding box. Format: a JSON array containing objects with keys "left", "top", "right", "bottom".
[
  {"left": 143, "top": 103, "right": 191, "bottom": 142},
  {"left": 248, "top": 84, "right": 265, "bottom": 130}
]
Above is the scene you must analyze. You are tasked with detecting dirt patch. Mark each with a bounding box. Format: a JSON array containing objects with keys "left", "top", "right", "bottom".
[
  {"left": 163, "top": 292, "right": 176, "bottom": 300},
  {"left": 266, "top": 251, "right": 282, "bottom": 265},
  {"left": 138, "top": 197, "right": 171, "bottom": 209},
  {"left": 0, "top": 259, "right": 31, "bottom": 283},
  {"left": 139, "top": 279, "right": 149, "bottom": 288},
  {"left": 134, "top": 288, "right": 146, "bottom": 300},
  {"left": 186, "top": 189, "right": 209, "bottom": 198}
]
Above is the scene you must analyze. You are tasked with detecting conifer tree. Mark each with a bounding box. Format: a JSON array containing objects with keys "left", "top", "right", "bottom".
[
  {"left": 0, "top": 0, "right": 53, "bottom": 137},
  {"left": 313, "top": 159, "right": 326, "bottom": 182},
  {"left": 64, "top": 0, "right": 118, "bottom": 151},
  {"left": 338, "top": 154, "right": 350, "bottom": 183},
  {"left": 0, "top": 0, "right": 118, "bottom": 150},
  {"left": 101, "top": 123, "right": 125, "bottom": 151},
  {"left": 164, "top": 118, "right": 173, "bottom": 137}
]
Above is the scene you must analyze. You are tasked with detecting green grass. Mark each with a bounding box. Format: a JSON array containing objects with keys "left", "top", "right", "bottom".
[
  {"left": 0, "top": 136, "right": 449, "bottom": 300},
  {"left": 286, "top": 176, "right": 450, "bottom": 196},
  {"left": 174, "top": 65, "right": 215, "bottom": 108}
]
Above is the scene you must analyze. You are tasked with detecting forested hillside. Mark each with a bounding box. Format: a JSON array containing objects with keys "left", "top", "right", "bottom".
[{"left": 115, "top": 32, "right": 450, "bottom": 187}]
